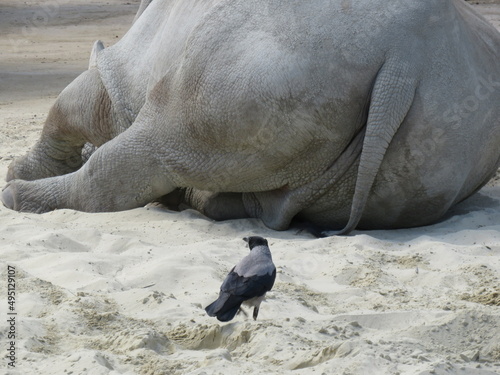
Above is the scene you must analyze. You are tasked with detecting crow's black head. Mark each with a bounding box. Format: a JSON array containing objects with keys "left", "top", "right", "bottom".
[{"left": 243, "top": 236, "right": 269, "bottom": 250}]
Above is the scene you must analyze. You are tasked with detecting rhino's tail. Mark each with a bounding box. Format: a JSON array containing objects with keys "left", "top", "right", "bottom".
[{"left": 337, "top": 57, "right": 419, "bottom": 235}]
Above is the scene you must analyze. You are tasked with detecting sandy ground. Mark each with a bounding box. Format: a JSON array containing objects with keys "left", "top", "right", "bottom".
[{"left": 1, "top": 1, "right": 500, "bottom": 374}]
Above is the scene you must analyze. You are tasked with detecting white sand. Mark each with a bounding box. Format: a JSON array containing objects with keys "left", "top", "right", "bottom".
[{"left": 1, "top": 1, "right": 500, "bottom": 374}]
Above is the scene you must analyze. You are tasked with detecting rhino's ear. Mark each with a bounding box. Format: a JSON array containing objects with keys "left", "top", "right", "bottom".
[{"left": 89, "top": 40, "right": 105, "bottom": 69}]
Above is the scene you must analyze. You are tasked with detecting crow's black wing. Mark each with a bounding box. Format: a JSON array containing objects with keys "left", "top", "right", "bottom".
[
  {"left": 221, "top": 268, "right": 276, "bottom": 299},
  {"left": 205, "top": 268, "right": 276, "bottom": 322}
]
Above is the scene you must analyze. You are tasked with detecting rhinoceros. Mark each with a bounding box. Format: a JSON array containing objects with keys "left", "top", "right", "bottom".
[{"left": 2, "top": 0, "right": 500, "bottom": 235}]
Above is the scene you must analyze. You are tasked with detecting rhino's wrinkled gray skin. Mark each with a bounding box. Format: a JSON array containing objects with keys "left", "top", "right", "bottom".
[{"left": 3, "top": 0, "right": 500, "bottom": 235}]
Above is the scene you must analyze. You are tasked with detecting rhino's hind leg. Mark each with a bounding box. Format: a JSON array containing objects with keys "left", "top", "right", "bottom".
[
  {"left": 241, "top": 129, "right": 365, "bottom": 231},
  {"left": 157, "top": 189, "right": 250, "bottom": 221}
]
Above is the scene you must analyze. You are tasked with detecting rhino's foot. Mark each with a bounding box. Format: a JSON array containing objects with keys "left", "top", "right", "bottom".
[
  {"left": 1, "top": 184, "right": 16, "bottom": 211},
  {"left": 1, "top": 180, "right": 57, "bottom": 213},
  {"left": 7, "top": 156, "right": 79, "bottom": 183}
]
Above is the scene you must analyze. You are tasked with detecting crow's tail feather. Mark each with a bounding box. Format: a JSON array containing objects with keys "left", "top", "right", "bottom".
[
  {"left": 205, "top": 300, "right": 219, "bottom": 317},
  {"left": 205, "top": 293, "right": 245, "bottom": 322},
  {"left": 216, "top": 305, "right": 241, "bottom": 322}
]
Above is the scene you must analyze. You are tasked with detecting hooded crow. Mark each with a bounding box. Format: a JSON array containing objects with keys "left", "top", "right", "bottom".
[{"left": 205, "top": 236, "right": 276, "bottom": 322}]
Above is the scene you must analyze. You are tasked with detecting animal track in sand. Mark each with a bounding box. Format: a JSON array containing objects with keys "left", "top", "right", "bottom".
[
  {"left": 459, "top": 264, "right": 500, "bottom": 306},
  {"left": 16, "top": 272, "right": 67, "bottom": 310},
  {"left": 409, "top": 310, "right": 500, "bottom": 364},
  {"left": 14, "top": 272, "right": 174, "bottom": 365},
  {"left": 286, "top": 321, "right": 364, "bottom": 370},
  {"left": 462, "top": 288, "right": 500, "bottom": 306},
  {"left": 167, "top": 322, "right": 252, "bottom": 351},
  {"left": 274, "top": 282, "right": 328, "bottom": 314}
]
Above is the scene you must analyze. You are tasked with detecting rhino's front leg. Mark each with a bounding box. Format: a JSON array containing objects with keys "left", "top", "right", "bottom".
[
  {"left": 2, "top": 125, "right": 176, "bottom": 213},
  {"left": 7, "top": 69, "right": 118, "bottom": 183}
]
